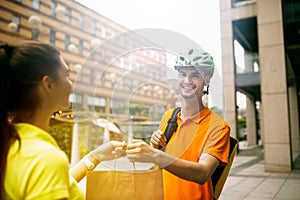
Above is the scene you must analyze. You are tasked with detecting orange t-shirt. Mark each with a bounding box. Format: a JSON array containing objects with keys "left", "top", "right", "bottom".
[{"left": 159, "top": 107, "right": 230, "bottom": 200}]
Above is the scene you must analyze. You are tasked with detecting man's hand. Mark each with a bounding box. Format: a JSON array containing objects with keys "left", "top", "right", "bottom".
[
  {"left": 126, "top": 139, "right": 176, "bottom": 168},
  {"left": 150, "top": 130, "right": 167, "bottom": 148},
  {"left": 126, "top": 139, "right": 157, "bottom": 163}
]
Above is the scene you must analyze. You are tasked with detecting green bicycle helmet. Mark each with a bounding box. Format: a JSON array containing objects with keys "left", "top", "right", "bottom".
[{"left": 174, "top": 48, "right": 215, "bottom": 77}]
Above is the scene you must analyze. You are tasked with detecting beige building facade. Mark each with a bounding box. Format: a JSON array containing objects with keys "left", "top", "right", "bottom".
[
  {"left": 220, "top": 0, "right": 300, "bottom": 172},
  {"left": 0, "top": 0, "right": 177, "bottom": 119}
]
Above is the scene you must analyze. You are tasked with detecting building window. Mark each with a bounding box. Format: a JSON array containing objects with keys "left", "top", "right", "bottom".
[
  {"left": 32, "top": 28, "right": 39, "bottom": 40},
  {"left": 87, "top": 96, "right": 105, "bottom": 106},
  {"left": 120, "top": 36, "right": 124, "bottom": 47},
  {"left": 90, "top": 69, "right": 95, "bottom": 84},
  {"left": 120, "top": 57, "right": 124, "bottom": 68},
  {"left": 50, "top": 29, "right": 56, "bottom": 45},
  {"left": 101, "top": 26, "right": 106, "bottom": 38},
  {"left": 77, "top": 67, "right": 82, "bottom": 81},
  {"left": 51, "top": 0, "right": 56, "bottom": 18},
  {"left": 65, "top": 35, "right": 70, "bottom": 50},
  {"left": 101, "top": 49, "right": 106, "bottom": 60},
  {"left": 12, "top": 15, "right": 20, "bottom": 32},
  {"left": 101, "top": 72, "right": 106, "bottom": 86},
  {"left": 90, "top": 50, "right": 95, "bottom": 58},
  {"left": 111, "top": 30, "right": 115, "bottom": 38},
  {"left": 66, "top": 7, "right": 71, "bottom": 24},
  {"left": 79, "top": 14, "right": 84, "bottom": 29},
  {"left": 90, "top": 19, "right": 97, "bottom": 34},
  {"left": 119, "top": 79, "right": 124, "bottom": 90},
  {"left": 78, "top": 40, "right": 83, "bottom": 55},
  {"left": 69, "top": 93, "right": 83, "bottom": 107},
  {"left": 32, "top": 0, "right": 40, "bottom": 10}
]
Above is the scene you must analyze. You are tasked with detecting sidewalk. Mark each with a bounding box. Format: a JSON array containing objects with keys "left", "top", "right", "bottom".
[{"left": 219, "top": 142, "right": 300, "bottom": 200}]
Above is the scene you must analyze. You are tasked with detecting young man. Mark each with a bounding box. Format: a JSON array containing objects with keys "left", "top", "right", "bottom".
[{"left": 126, "top": 48, "right": 230, "bottom": 200}]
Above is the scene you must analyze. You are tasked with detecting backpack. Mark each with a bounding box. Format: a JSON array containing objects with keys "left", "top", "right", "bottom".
[{"left": 163, "top": 107, "right": 238, "bottom": 200}]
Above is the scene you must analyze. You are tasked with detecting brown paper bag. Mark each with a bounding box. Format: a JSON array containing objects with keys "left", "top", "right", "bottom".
[{"left": 86, "top": 169, "right": 164, "bottom": 200}]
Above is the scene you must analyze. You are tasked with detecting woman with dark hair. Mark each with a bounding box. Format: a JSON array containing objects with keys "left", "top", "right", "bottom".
[{"left": 0, "top": 41, "right": 124, "bottom": 199}]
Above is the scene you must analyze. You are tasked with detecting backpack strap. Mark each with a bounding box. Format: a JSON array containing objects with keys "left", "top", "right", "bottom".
[{"left": 164, "top": 107, "right": 181, "bottom": 144}]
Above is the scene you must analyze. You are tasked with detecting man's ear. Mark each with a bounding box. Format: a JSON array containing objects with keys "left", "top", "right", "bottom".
[{"left": 41, "top": 75, "right": 53, "bottom": 94}]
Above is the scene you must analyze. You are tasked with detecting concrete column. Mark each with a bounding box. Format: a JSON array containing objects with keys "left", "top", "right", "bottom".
[
  {"left": 105, "top": 97, "right": 111, "bottom": 114},
  {"left": 244, "top": 51, "right": 254, "bottom": 73},
  {"left": 246, "top": 96, "right": 257, "bottom": 146},
  {"left": 288, "top": 85, "right": 300, "bottom": 161},
  {"left": 220, "top": 0, "right": 238, "bottom": 138},
  {"left": 259, "top": 102, "right": 264, "bottom": 145},
  {"left": 286, "top": 55, "right": 300, "bottom": 162},
  {"left": 82, "top": 94, "right": 88, "bottom": 110},
  {"left": 257, "top": 0, "right": 291, "bottom": 172},
  {"left": 70, "top": 123, "right": 80, "bottom": 167}
]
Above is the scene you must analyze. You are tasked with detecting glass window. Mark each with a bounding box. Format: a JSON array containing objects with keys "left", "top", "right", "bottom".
[
  {"left": 12, "top": 15, "right": 20, "bottom": 24},
  {"left": 120, "top": 36, "right": 124, "bottom": 47},
  {"left": 77, "top": 69, "right": 82, "bottom": 81},
  {"left": 101, "top": 72, "right": 106, "bottom": 86},
  {"left": 32, "top": 28, "right": 39, "bottom": 40},
  {"left": 69, "top": 93, "right": 83, "bottom": 104},
  {"left": 119, "top": 79, "right": 124, "bottom": 90},
  {"left": 101, "top": 49, "right": 106, "bottom": 60},
  {"left": 90, "top": 19, "right": 97, "bottom": 34},
  {"left": 79, "top": 14, "right": 84, "bottom": 29},
  {"left": 90, "top": 50, "right": 95, "bottom": 58},
  {"left": 90, "top": 69, "right": 95, "bottom": 84},
  {"left": 65, "top": 35, "right": 70, "bottom": 50},
  {"left": 120, "top": 57, "right": 124, "bottom": 68},
  {"left": 51, "top": 0, "right": 56, "bottom": 18},
  {"left": 101, "top": 26, "right": 106, "bottom": 38},
  {"left": 12, "top": 15, "right": 20, "bottom": 32},
  {"left": 88, "top": 96, "right": 105, "bottom": 106},
  {"left": 50, "top": 29, "right": 56, "bottom": 45},
  {"left": 78, "top": 40, "right": 83, "bottom": 55},
  {"left": 111, "top": 30, "right": 115, "bottom": 38},
  {"left": 66, "top": 7, "right": 71, "bottom": 23},
  {"left": 32, "top": 0, "right": 40, "bottom": 9}
]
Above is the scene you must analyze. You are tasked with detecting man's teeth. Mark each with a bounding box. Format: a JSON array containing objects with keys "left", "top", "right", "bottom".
[{"left": 183, "top": 86, "right": 194, "bottom": 89}]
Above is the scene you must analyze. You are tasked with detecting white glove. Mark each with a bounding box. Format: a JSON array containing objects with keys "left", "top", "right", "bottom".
[
  {"left": 89, "top": 141, "right": 126, "bottom": 162},
  {"left": 126, "top": 139, "right": 177, "bottom": 168}
]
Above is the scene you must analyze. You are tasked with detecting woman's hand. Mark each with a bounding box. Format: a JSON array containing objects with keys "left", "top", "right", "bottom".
[
  {"left": 150, "top": 130, "right": 166, "bottom": 149},
  {"left": 89, "top": 141, "right": 127, "bottom": 162}
]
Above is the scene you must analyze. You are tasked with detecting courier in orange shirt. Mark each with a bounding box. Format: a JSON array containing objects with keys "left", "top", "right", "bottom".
[{"left": 127, "top": 48, "right": 230, "bottom": 200}]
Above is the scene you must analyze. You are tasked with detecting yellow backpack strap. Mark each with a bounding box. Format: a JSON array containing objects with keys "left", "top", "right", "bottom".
[{"left": 212, "top": 136, "right": 239, "bottom": 200}]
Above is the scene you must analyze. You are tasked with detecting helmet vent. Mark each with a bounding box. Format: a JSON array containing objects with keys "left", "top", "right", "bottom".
[
  {"left": 193, "top": 56, "right": 201, "bottom": 62},
  {"left": 188, "top": 49, "right": 194, "bottom": 55},
  {"left": 179, "top": 56, "right": 185, "bottom": 61}
]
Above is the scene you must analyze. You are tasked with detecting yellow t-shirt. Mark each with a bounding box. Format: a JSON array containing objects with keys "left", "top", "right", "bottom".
[
  {"left": 4, "top": 123, "right": 84, "bottom": 200},
  {"left": 159, "top": 108, "right": 230, "bottom": 200}
]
